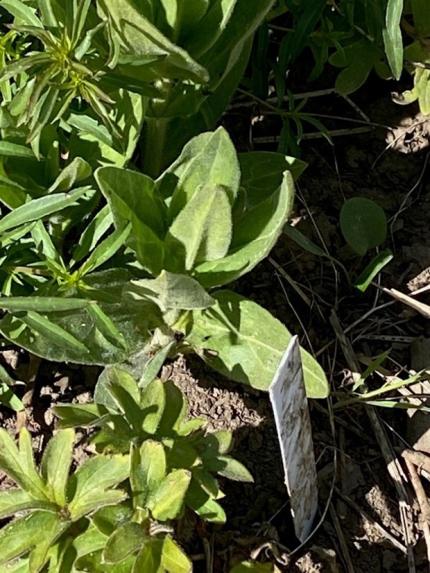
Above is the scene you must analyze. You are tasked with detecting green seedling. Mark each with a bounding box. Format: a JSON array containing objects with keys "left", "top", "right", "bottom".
[
  {"left": 55, "top": 367, "right": 254, "bottom": 526},
  {"left": 0, "top": 428, "right": 129, "bottom": 572}
]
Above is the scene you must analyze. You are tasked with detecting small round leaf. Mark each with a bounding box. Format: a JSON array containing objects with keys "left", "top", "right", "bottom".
[{"left": 340, "top": 197, "right": 387, "bottom": 255}]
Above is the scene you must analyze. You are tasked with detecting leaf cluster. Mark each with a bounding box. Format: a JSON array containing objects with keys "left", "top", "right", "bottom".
[
  {"left": 0, "top": 371, "right": 252, "bottom": 572},
  {"left": 0, "top": 127, "right": 329, "bottom": 398}
]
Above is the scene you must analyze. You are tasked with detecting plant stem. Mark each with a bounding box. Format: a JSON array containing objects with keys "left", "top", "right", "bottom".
[{"left": 142, "top": 117, "right": 169, "bottom": 178}]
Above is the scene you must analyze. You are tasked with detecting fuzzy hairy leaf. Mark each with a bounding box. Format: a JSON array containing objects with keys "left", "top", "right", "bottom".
[
  {"left": 159, "top": 127, "right": 240, "bottom": 215},
  {"left": 165, "top": 184, "right": 232, "bottom": 272},
  {"left": 185, "top": 290, "right": 329, "bottom": 399},
  {"left": 194, "top": 171, "right": 294, "bottom": 287},
  {"left": 127, "top": 271, "right": 214, "bottom": 312},
  {"left": 95, "top": 167, "right": 165, "bottom": 275}
]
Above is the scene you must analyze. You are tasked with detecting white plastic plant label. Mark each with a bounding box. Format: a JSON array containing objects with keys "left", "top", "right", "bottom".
[{"left": 269, "top": 335, "right": 318, "bottom": 542}]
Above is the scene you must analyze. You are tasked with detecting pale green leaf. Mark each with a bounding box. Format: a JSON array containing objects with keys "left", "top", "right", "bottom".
[
  {"left": 165, "top": 184, "right": 232, "bottom": 272},
  {"left": 383, "top": 0, "right": 404, "bottom": 80},
  {"left": 40, "top": 429, "right": 75, "bottom": 506},
  {"left": 127, "top": 271, "right": 214, "bottom": 312},
  {"left": 0, "top": 429, "right": 47, "bottom": 499},
  {"left": 161, "top": 536, "right": 192, "bottom": 573},
  {"left": 148, "top": 469, "right": 191, "bottom": 521},
  {"left": 194, "top": 171, "right": 294, "bottom": 287},
  {"left": 185, "top": 290, "right": 329, "bottom": 399}
]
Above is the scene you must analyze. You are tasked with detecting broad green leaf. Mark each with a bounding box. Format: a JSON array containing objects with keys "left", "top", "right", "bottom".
[
  {"left": 0, "top": 489, "right": 55, "bottom": 519},
  {"left": 103, "top": 522, "right": 145, "bottom": 564},
  {"left": 340, "top": 197, "right": 387, "bottom": 255},
  {"left": 202, "top": 431, "right": 233, "bottom": 456},
  {"left": 186, "top": 480, "right": 226, "bottom": 524},
  {"left": 130, "top": 440, "right": 166, "bottom": 509},
  {"left": 0, "top": 429, "right": 47, "bottom": 499},
  {"left": 159, "top": 127, "right": 240, "bottom": 216},
  {"left": 92, "top": 504, "right": 134, "bottom": 536},
  {"left": 283, "top": 224, "right": 327, "bottom": 257},
  {"left": 99, "top": 0, "right": 208, "bottom": 83},
  {"left": 161, "top": 536, "right": 192, "bottom": 573},
  {"left": 383, "top": 0, "right": 404, "bottom": 80},
  {"left": 158, "top": 380, "right": 187, "bottom": 436},
  {"left": 0, "top": 269, "right": 155, "bottom": 365},
  {"left": 148, "top": 469, "right": 191, "bottom": 521},
  {"left": 0, "top": 187, "right": 91, "bottom": 234},
  {"left": 95, "top": 366, "right": 141, "bottom": 411},
  {"left": 185, "top": 291, "right": 329, "bottom": 399},
  {"left": 127, "top": 271, "right": 214, "bottom": 312},
  {"left": 355, "top": 250, "right": 393, "bottom": 293},
  {"left": 67, "top": 455, "right": 129, "bottom": 520},
  {"left": 53, "top": 403, "right": 109, "bottom": 429},
  {"left": 95, "top": 166, "right": 165, "bottom": 274},
  {"left": 0, "top": 0, "right": 42, "bottom": 26},
  {"left": 40, "top": 429, "right": 74, "bottom": 506},
  {"left": 133, "top": 540, "right": 163, "bottom": 573},
  {"left": 19, "top": 311, "right": 90, "bottom": 356},
  {"left": 192, "top": 468, "right": 221, "bottom": 499},
  {"left": 183, "top": 0, "right": 237, "bottom": 57},
  {"left": 331, "top": 40, "right": 380, "bottom": 95},
  {"left": 239, "top": 152, "right": 306, "bottom": 207},
  {"left": 0, "top": 511, "right": 63, "bottom": 568},
  {"left": 140, "top": 379, "right": 166, "bottom": 434},
  {"left": 194, "top": 171, "right": 294, "bottom": 287},
  {"left": 76, "top": 552, "right": 136, "bottom": 573},
  {"left": 107, "top": 383, "right": 143, "bottom": 434},
  {"left": 209, "top": 456, "right": 253, "bottom": 482},
  {"left": 165, "top": 184, "right": 232, "bottom": 272},
  {"left": 48, "top": 158, "right": 92, "bottom": 193}
]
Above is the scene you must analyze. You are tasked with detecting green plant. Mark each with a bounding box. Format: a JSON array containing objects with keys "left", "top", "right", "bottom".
[
  {"left": 54, "top": 367, "right": 253, "bottom": 525},
  {"left": 0, "top": 128, "right": 329, "bottom": 398},
  {"left": 0, "top": 372, "right": 253, "bottom": 572},
  {"left": 340, "top": 197, "right": 387, "bottom": 256},
  {"left": 0, "top": 427, "right": 129, "bottom": 572},
  {"left": 339, "top": 197, "right": 393, "bottom": 293},
  {"left": 0, "top": 0, "right": 275, "bottom": 171}
]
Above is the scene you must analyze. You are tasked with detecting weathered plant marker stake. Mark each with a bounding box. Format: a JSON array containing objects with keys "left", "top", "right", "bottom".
[{"left": 269, "top": 336, "right": 319, "bottom": 542}]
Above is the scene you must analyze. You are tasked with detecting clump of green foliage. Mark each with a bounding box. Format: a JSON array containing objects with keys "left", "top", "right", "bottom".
[
  {"left": 0, "top": 127, "right": 328, "bottom": 399},
  {"left": 0, "top": 371, "right": 253, "bottom": 572},
  {"left": 0, "top": 0, "right": 274, "bottom": 171}
]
